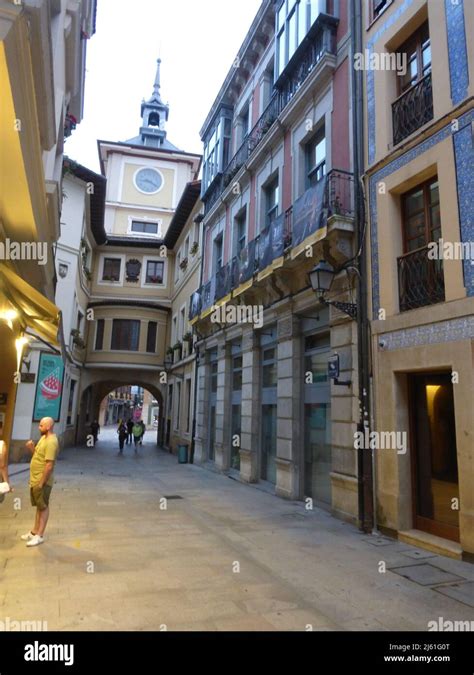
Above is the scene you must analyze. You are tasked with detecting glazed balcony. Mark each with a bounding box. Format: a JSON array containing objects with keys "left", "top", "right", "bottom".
[
  {"left": 203, "top": 19, "right": 337, "bottom": 215},
  {"left": 398, "top": 245, "right": 445, "bottom": 312},
  {"left": 191, "top": 170, "right": 355, "bottom": 321},
  {"left": 392, "top": 73, "right": 433, "bottom": 146}
]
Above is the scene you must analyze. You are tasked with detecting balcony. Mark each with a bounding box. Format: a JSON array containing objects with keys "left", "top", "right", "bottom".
[
  {"left": 392, "top": 73, "right": 433, "bottom": 146},
  {"left": 398, "top": 245, "right": 445, "bottom": 312},
  {"left": 191, "top": 170, "right": 355, "bottom": 321}
]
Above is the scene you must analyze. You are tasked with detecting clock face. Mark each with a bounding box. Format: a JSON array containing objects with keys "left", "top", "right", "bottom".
[{"left": 135, "top": 168, "right": 163, "bottom": 194}]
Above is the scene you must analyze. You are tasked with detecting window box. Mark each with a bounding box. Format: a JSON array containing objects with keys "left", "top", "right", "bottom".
[{"left": 173, "top": 342, "right": 182, "bottom": 363}]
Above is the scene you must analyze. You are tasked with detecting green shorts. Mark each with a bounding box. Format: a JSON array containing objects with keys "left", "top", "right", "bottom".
[{"left": 30, "top": 484, "right": 52, "bottom": 511}]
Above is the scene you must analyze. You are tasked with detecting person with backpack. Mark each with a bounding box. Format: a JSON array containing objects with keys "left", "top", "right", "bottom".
[{"left": 132, "top": 421, "right": 143, "bottom": 453}]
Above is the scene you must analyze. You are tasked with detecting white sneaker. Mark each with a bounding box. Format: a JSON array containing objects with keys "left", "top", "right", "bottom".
[
  {"left": 26, "top": 534, "right": 44, "bottom": 547},
  {"left": 20, "top": 531, "right": 36, "bottom": 541}
]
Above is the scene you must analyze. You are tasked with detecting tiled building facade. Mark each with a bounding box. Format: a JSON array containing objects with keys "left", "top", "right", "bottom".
[{"left": 363, "top": 0, "right": 474, "bottom": 558}]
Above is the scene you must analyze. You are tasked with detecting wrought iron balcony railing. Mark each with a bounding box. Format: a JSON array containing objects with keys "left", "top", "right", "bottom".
[
  {"left": 392, "top": 72, "right": 433, "bottom": 146},
  {"left": 398, "top": 244, "right": 445, "bottom": 312},
  {"left": 192, "top": 169, "right": 355, "bottom": 319}
]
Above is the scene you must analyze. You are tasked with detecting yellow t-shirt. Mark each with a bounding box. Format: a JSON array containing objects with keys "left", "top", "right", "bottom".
[{"left": 29, "top": 434, "right": 59, "bottom": 487}]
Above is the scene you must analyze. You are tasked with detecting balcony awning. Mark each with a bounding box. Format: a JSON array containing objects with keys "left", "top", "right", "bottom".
[{"left": 0, "top": 263, "right": 61, "bottom": 347}]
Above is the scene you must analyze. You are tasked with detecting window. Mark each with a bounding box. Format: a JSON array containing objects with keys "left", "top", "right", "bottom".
[
  {"left": 262, "top": 348, "right": 277, "bottom": 388},
  {"left": 306, "top": 125, "right": 326, "bottom": 187},
  {"left": 146, "top": 322, "right": 157, "bottom": 353},
  {"left": 402, "top": 177, "right": 440, "bottom": 252},
  {"left": 264, "top": 177, "right": 279, "bottom": 227},
  {"left": 213, "top": 234, "right": 223, "bottom": 273},
  {"left": 175, "top": 381, "right": 181, "bottom": 430},
  {"left": 239, "top": 105, "right": 250, "bottom": 145},
  {"left": 232, "top": 355, "right": 243, "bottom": 391},
  {"left": 131, "top": 221, "right": 159, "bottom": 235},
  {"left": 102, "top": 258, "right": 121, "bottom": 282},
  {"left": 185, "top": 379, "right": 192, "bottom": 434},
  {"left": 66, "top": 380, "right": 76, "bottom": 426},
  {"left": 397, "top": 22, "right": 431, "bottom": 95},
  {"left": 211, "top": 360, "right": 218, "bottom": 393},
  {"left": 234, "top": 208, "right": 247, "bottom": 255},
  {"left": 184, "top": 236, "right": 189, "bottom": 260},
  {"left": 304, "top": 333, "right": 330, "bottom": 383},
  {"left": 398, "top": 177, "right": 444, "bottom": 311},
  {"left": 392, "top": 22, "right": 432, "bottom": 145},
  {"left": 172, "top": 316, "right": 177, "bottom": 344},
  {"left": 202, "top": 114, "right": 233, "bottom": 193},
  {"left": 111, "top": 320, "right": 140, "bottom": 351},
  {"left": 276, "top": 0, "right": 324, "bottom": 78},
  {"left": 371, "top": 0, "right": 391, "bottom": 22},
  {"left": 180, "top": 307, "right": 186, "bottom": 340},
  {"left": 146, "top": 260, "right": 164, "bottom": 284},
  {"left": 95, "top": 319, "right": 105, "bottom": 351}
]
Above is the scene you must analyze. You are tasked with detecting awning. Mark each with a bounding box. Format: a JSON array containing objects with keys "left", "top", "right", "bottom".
[{"left": 0, "top": 263, "right": 61, "bottom": 348}]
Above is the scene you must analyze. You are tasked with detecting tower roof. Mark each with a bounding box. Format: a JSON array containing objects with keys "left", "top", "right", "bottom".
[{"left": 125, "top": 58, "right": 181, "bottom": 151}]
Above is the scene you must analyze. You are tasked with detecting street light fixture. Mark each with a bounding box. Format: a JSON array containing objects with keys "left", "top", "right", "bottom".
[{"left": 308, "top": 260, "right": 357, "bottom": 320}]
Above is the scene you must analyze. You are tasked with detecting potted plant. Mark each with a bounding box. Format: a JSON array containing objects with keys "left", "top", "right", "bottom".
[
  {"left": 173, "top": 341, "right": 182, "bottom": 362},
  {"left": 183, "top": 331, "right": 193, "bottom": 356},
  {"left": 190, "top": 241, "right": 199, "bottom": 256},
  {"left": 71, "top": 329, "right": 85, "bottom": 349},
  {"left": 180, "top": 257, "right": 188, "bottom": 271}
]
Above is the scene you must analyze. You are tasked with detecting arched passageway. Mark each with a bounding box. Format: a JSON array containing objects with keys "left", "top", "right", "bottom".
[{"left": 75, "top": 372, "right": 166, "bottom": 447}]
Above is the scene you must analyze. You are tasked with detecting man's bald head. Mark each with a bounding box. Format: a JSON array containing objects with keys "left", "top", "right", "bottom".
[{"left": 39, "top": 418, "right": 55, "bottom": 435}]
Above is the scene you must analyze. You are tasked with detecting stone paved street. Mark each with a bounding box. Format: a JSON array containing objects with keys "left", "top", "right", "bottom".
[{"left": 1, "top": 428, "right": 474, "bottom": 632}]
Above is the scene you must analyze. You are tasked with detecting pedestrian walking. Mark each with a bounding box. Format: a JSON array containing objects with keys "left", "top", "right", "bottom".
[
  {"left": 117, "top": 422, "right": 127, "bottom": 455},
  {"left": 132, "top": 421, "right": 142, "bottom": 453},
  {"left": 21, "top": 417, "right": 59, "bottom": 547},
  {"left": 126, "top": 418, "right": 134, "bottom": 445},
  {"left": 90, "top": 419, "right": 100, "bottom": 445}
]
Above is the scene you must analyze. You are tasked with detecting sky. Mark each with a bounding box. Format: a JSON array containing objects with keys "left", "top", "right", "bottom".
[{"left": 65, "top": 0, "right": 262, "bottom": 172}]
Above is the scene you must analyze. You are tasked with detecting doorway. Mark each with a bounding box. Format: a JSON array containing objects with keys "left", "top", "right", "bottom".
[{"left": 409, "top": 373, "right": 459, "bottom": 542}]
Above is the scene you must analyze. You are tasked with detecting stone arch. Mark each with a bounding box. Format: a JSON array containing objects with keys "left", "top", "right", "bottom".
[{"left": 76, "top": 369, "right": 166, "bottom": 447}]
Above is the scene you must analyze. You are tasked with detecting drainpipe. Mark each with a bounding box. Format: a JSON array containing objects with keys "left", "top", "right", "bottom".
[{"left": 351, "top": 0, "right": 374, "bottom": 533}]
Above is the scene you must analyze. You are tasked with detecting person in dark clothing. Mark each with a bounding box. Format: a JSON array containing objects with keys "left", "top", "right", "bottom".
[
  {"left": 126, "top": 418, "right": 134, "bottom": 445},
  {"left": 117, "top": 423, "right": 128, "bottom": 454},
  {"left": 90, "top": 420, "right": 100, "bottom": 445}
]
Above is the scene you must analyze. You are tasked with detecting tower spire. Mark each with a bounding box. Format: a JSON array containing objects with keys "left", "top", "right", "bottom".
[{"left": 153, "top": 58, "right": 162, "bottom": 101}]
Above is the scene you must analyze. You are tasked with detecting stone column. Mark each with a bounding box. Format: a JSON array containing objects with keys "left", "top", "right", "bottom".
[
  {"left": 193, "top": 346, "right": 209, "bottom": 464},
  {"left": 240, "top": 329, "right": 259, "bottom": 483},
  {"left": 214, "top": 338, "right": 229, "bottom": 471},
  {"left": 330, "top": 315, "right": 359, "bottom": 522},
  {"left": 276, "top": 312, "right": 301, "bottom": 499}
]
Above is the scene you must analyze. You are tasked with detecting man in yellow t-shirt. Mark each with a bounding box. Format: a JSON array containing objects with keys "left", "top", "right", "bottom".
[{"left": 21, "top": 417, "right": 59, "bottom": 547}]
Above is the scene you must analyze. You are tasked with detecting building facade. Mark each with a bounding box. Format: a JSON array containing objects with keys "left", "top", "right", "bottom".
[
  {"left": 363, "top": 0, "right": 474, "bottom": 558},
  {"left": 163, "top": 181, "right": 203, "bottom": 457},
  {"left": 0, "top": 0, "right": 97, "bottom": 462},
  {"left": 75, "top": 59, "right": 201, "bottom": 445},
  {"left": 191, "top": 0, "right": 362, "bottom": 520}
]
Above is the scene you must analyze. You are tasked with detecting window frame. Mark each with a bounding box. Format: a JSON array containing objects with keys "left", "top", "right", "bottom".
[
  {"left": 306, "top": 124, "right": 327, "bottom": 188},
  {"left": 145, "top": 260, "right": 165, "bottom": 285},
  {"left": 396, "top": 21, "right": 431, "bottom": 96},
  {"left": 401, "top": 176, "right": 440, "bottom": 254},
  {"left": 102, "top": 257, "right": 122, "bottom": 283},
  {"left": 110, "top": 319, "right": 141, "bottom": 352}
]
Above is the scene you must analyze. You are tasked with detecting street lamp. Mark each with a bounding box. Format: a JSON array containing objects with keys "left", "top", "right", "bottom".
[{"left": 308, "top": 260, "right": 357, "bottom": 320}]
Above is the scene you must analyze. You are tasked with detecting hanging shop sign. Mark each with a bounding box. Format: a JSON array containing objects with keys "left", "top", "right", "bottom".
[{"left": 32, "top": 352, "right": 65, "bottom": 422}]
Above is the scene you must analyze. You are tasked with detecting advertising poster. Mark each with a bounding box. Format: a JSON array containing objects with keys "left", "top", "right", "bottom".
[{"left": 32, "top": 352, "right": 65, "bottom": 422}]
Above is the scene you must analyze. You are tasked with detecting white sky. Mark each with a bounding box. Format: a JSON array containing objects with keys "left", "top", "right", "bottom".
[{"left": 65, "top": 0, "right": 262, "bottom": 173}]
